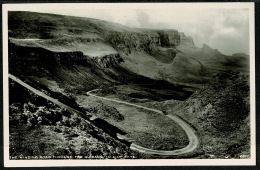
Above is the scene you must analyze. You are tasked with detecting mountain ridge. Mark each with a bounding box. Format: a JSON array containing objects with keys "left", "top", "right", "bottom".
[{"left": 8, "top": 11, "right": 248, "bottom": 87}]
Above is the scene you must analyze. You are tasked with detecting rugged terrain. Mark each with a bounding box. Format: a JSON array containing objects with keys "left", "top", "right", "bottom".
[
  {"left": 8, "top": 11, "right": 250, "bottom": 159},
  {"left": 9, "top": 79, "right": 140, "bottom": 159}
]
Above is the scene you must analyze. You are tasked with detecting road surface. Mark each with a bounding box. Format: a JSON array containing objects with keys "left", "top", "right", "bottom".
[
  {"left": 87, "top": 89, "right": 199, "bottom": 156},
  {"left": 9, "top": 74, "right": 93, "bottom": 121}
]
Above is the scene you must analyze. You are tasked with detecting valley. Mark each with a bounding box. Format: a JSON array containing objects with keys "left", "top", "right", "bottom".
[{"left": 8, "top": 11, "right": 250, "bottom": 159}]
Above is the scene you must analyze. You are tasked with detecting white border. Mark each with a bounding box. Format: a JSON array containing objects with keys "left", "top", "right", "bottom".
[{"left": 3, "top": 3, "right": 256, "bottom": 167}]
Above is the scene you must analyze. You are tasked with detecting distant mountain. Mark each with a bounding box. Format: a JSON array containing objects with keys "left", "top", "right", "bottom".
[
  {"left": 8, "top": 11, "right": 249, "bottom": 93},
  {"left": 232, "top": 53, "right": 249, "bottom": 58}
]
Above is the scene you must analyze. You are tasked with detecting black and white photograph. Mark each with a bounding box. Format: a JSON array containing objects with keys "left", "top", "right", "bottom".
[{"left": 2, "top": 3, "right": 255, "bottom": 166}]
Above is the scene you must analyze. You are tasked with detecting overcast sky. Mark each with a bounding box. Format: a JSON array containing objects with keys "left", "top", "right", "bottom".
[{"left": 8, "top": 3, "right": 251, "bottom": 55}]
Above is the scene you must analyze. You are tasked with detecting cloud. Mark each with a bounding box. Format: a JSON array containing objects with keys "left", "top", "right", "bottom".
[
  {"left": 136, "top": 10, "right": 150, "bottom": 27},
  {"left": 202, "top": 9, "right": 249, "bottom": 54},
  {"left": 131, "top": 9, "right": 170, "bottom": 29},
  {"left": 157, "top": 8, "right": 249, "bottom": 55},
  {"left": 121, "top": 8, "right": 249, "bottom": 54}
]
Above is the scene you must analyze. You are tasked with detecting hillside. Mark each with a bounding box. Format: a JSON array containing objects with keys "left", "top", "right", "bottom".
[
  {"left": 139, "top": 73, "right": 250, "bottom": 158},
  {"left": 7, "top": 11, "right": 195, "bottom": 85},
  {"left": 9, "top": 11, "right": 249, "bottom": 86},
  {"left": 9, "top": 78, "right": 140, "bottom": 159},
  {"left": 8, "top": 11, "right": 250, "bottom": 159}
]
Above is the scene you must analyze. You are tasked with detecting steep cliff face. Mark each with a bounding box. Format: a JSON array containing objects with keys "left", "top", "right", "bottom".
[
  {"left": 100, "top": 30, "right": 159, "bottom": 54},
  {"left": 9, "top": 41, "right": 86, "bottom": 66},
  {"left": 93, "top": 53, "right": 124, "bottom": 68},
  {"left": 9, "top": 39, "right": 124, "bottom": 69},
  {"left": 99, "top": 29, "right": 180, "bottom": 54},
  {"left": 158, "top": 30, "right": 180, "bottom": 47},
  {"left": 179, "top": 32, "right": 194, "bottom": 45}
]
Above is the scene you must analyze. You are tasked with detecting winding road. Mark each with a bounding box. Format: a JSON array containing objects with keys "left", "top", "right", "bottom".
[
  {"left": 9, "top": 74, "right": 199, "bottom": 156},
  {"left": 87, "top": 90, "right": 199, "bottom": 156}
]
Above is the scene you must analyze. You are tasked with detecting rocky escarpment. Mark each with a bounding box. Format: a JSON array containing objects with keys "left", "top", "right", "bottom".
[
  {"left": 157, "top": 30, "right": 180, "bottom": 47},
  {"left": 166, "top": 30, "right": 181, "bottom": 46},
  {"left": 9, "top": 40, "right": 124, "bottom": 68},
  {"left": 179, "top": 32, "right": 194, "bottom": 45},
  {"left": 53, "top": 36, "right": 104, "bottom": 44},
  {"left": 93, "top": 53, "right": 124, "bottom": 68},
  {"left": 99, "top": 29, "right": 180, "bottom": 55},
  {"left": 9, "top": 41, "right": 85, "bottom": 65},
  {"left": 100, "top": 30, "right": 159, "bottom": 54},
  {"left": 8, "top": 11, "right": 185, "bottom": 70}
]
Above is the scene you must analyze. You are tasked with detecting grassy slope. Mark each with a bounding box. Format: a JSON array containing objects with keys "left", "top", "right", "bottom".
[
  {"left": 76, "top": 94, "right": 189, "bottom": 151},
  {"left": 8, "top": 11, "right": 146, "bottom": 58},
  {"left": 9, "top": 80, "right": 139, "bottom": 159},
  {"left": 9, "top": 11, "right": 120, "bottom": 58},
  {"left": 138, "top": 75, "right": 250, "bottom": 158},
  {"left": 10, "top": 38, "right": 118, "bottom": 57},
  {"left": 8, "top": 11, "right": 208, "bottom": 85},
  {"left": 8, "top": 11, "right": 144, "bottom": 37},
  {"left": 121, "top": 50, "right": 210, "bottom": 84}
]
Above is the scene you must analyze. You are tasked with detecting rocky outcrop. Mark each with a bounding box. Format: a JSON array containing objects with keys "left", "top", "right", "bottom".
[
  {"left": 93, "top": 53, "right": 124, "bottom": 68},
  {"left": 41, "top": 36, "right": 104, "bottom": 45},
  {"left": 179, "top": 32, "right": 194, "bottom": 45},
  {"left": 56, "top": 51, "right": 84, "bottom": 63},
  {"left": 158, "top": 30, "right": 180, "bottom": 46},
  {"left": 9, "top": 39, "right": 124, "bottom": 68},
  {"left": 99, "top": 29, "right": 180, "bottom": 54},
  {"left": 200, "top": 44, "right": 223, "bottom": 57},
  {"left": 165, "top": 30, "right": 181, "bottom": 46},
  {"left": 68, "top": 37, "right": 104, "bottom": 43},
  {"left": 100, "top": 30, "right": 159, "bottom": 53}
]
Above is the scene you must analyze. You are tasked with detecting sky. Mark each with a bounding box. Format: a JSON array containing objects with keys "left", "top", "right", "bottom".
[{"left": 7, "top": 3, "right": 251, "bottom": 55}]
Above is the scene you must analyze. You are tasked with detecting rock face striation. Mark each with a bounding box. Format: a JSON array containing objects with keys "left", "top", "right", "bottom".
[
  {"left": 9, "top": 41, "right": 85, "bottom": 64},
  {"left": 9, "top": 39, "right": 124, "bottom": 68},
  {"left": 158, "top": 30, "right": 180, "bottom": 46},
  {"left": 101, "top": 30, "right": 159, "bottom": 53},
  {"left": 179, "top": 32, "right": 194, "bottom": 45},
  {"left": 100, "top": 29, "right": 180, "bottom": 54},
  {"left": 93, "top": 54, "right": 124, "bottom": 68}
]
